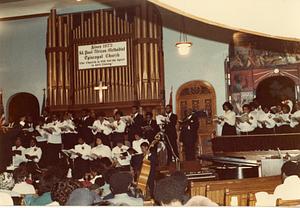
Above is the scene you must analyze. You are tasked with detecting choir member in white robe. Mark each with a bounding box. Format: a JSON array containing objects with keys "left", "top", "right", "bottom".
[
  {"left": 12, "top": 137, "right": 26, "bottom": 167},
  {"left": 60, "top": 114, "right": 78, "bottom": 150},
  {"left": 73, "top": 137, "right": 92, "bottom": 179},
  {"left": 132, "top": 132, "right": 149, "bottom": 154},
  {"left": 274, "top": 104, "right": 291, "bottom": 133},
  {"left": 111, "top": 111, "right": 126, "bottom": 147},
  {"left": 216, "top": 102, "right": 236, "bottom": 136},
  {"left": 24, "top": 138, "right": 42, "bottom": 163},
  {"left": 90, "top": 137, "right": 112, "bottom": 160},
  {"left": 44, "top": 115, "right": 62, "bottom": 166},
  {"left": 290, "top": 102, "right": 300, "bottom": 132},
  {"left": 236, "top": 104, "right": 257, "bottom": 135},
  {"left": 91, "top": 112, "right": 112, "bottom": 146},
  {"left": 257, "top": 105, "right": 276, "bottom": 134},
  {"left": 111, "top": 140, "right": 131, "bottom": 171}
]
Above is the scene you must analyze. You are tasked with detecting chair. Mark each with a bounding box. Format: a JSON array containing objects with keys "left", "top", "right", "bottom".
[{"left": 276, "top": 198, "right": 300, "bottom": 206}]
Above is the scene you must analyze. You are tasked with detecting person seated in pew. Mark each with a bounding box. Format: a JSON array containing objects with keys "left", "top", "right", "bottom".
[
  {"left": 273, "top": 161, "right": 300, "bottom": 200},
  {"left": 274, "top": 104, "right": 292, "bottom": 133},
  {"left": 255, "top": 161, "right": 300, "bottom": 206},
  {"left": 24, "top": 138, "right": 42, "bottom": 164},
  {"left": 11, "top": 137, "right": 26, "bottom": 168},
  {"left": 107, "top": 172, "right": 143, "bottom": 206},
  {"left": 11, "top": 167, "right": 36, "bottom": 195},
  {"left": 236, "top": 104, "right": 257, "bottom": 135},
  {"left": 154, "top": 176, "right": 217, "bottom": 206},
  {"left": 257, "top": 105, "right": 276, "bottom": 134},
  {"left": 72, "top": 137, "right": 92, "bottom": 179},
  {"left": 90, "top": 137, "right": 112, "bottom": 161}
]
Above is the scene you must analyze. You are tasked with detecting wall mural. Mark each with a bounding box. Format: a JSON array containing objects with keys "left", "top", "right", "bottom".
[{"left": 228, "top": 33, "right": 300, "bottom": 112}]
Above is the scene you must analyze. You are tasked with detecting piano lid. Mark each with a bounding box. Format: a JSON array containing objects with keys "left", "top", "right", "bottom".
[{"left": 198, "top": 155, "right": 260, "bottom": 167}]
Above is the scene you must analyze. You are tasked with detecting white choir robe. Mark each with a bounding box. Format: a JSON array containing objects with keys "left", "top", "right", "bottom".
[
  {"left": 290, "top": 110, "right": 300, "bottom": 128},
  {"left": 60, "top": 119, "right": 76, "bottom": 133},
  {"left": 35, "top": 125, "right": 48, "bottom": 142},
  {"left": 275, "top": 113, "right": 291, "bottom": 127},
  {"left": 91, "top": 144, "right": 112, "bottom": 160},
  {"left": 25, "top": 146, "right": 42, "bottom": 163},
  {"left": 217, "top": 110, "right": 236, "bottom": 135},
  {"left": 92, "top": 120, "right": 112, "bottom": 135},
  {"left": 45, "top": 122, "right": 62, "bottom": 144},
  {"left": 237, "top": 112, "right": 257, "bottom": 133},
  {"left": 73, "top": 143, "right": 92, "bottom": 160},
  {"left": 12, "top": 146, "right": 26, "bottom": 167},
  {"left": 112, "top": 145, "right": 131, "bottom": 167},
  {"left": 112, "top": 120, "right": 126, "bottom": 133},
  {"left": 257, "top": 112, "right": 276, "bottom": 129},
  {"left": 132, "top": 138, "right": 149, "bottom": 154}
]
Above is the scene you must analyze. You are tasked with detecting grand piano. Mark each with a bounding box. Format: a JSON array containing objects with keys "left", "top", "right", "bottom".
[{"left": 197, "top": 132, "right": 300, "bottom": 179}]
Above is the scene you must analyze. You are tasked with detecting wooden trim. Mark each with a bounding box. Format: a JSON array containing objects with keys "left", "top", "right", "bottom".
[{"left": 0, "top": 13, "right": 49, "bottom": 21}]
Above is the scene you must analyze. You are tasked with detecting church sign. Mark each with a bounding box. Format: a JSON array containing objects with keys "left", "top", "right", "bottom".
[{"left": 78, "top": 41, "right": 127, "bottom": 69}]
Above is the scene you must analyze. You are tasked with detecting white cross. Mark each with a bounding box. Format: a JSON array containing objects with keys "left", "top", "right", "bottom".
[{"left": 94, "top": 81, "right": 108, "bottom": 103}]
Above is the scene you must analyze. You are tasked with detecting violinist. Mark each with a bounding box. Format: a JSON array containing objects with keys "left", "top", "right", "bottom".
[{"left": 179, "top": 108, "right": 199, "bottom": 161}]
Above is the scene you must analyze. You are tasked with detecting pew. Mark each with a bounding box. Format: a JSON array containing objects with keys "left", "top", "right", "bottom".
[
  {"left": 276, "top": 198, "right": 300, "bottom": 206},
  {"left": 190, "top": 175, "right": 281, "bottom": 206}
]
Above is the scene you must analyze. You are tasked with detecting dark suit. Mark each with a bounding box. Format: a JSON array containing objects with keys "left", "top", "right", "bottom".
[
  {"left": 142, "top": 119, "right": 160, "bottom": 142},
  {"left": 78, "top": 116, "right": 94, "bottom": 144},
  {"left": 127, "top": 113, "right": 144, "bottom": 143},
  {"left": 180, "top": 114, "right": 199, "bottom": 161},
  {"left": 164, "top": 113, "right": 179, "bottom": 163}
]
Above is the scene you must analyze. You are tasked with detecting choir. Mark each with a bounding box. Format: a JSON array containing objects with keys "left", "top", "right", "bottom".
[{"left": 215, "top": 99, "right": 300, "bottom": 136}]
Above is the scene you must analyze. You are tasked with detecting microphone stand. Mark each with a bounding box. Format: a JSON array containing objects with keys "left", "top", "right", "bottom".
[{"left": 160, "top": 129, "right": 180, "bottom": 171}]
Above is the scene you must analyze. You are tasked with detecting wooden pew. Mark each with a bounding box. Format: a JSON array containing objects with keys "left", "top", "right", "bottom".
[
  {"left": 190, "top": 175, "right": 281, "bottom": 206},
  {"left": 276, "top": 198, "right": 300, "bottom": 206}
]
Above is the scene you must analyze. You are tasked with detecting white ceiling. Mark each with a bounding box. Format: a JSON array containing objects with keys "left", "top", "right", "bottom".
[{"left": 149, "top": 0, "right": 300, "bottom": 42}]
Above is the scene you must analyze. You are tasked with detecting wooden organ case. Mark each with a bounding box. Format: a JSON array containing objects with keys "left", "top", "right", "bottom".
[{"left": 46, "top": 3, "right": 164, "bottom": 114}]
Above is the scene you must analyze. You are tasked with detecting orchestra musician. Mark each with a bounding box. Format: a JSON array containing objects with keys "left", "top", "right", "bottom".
[
  {"left": 179, "top": 108, "right": 199, "bottom": 161},
  {"left": 91, "top": 112, "right": 112, "bottom": 147},
  {"left": 163, "top": 105, "right": 179, "bottom": 164}
]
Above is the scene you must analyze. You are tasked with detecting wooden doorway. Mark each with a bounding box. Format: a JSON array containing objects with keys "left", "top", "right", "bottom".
[
  {"left": 7, "top": 93, "right": 40, "bottom": 123},
  {"left": 176, "top": 80, "right": 216, "bottom": 159}
]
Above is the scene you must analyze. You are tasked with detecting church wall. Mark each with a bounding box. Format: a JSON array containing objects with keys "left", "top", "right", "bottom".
[
  {"left": 0, "top": 4, "right": 229, "bottom": 118},
  {"left": 163, "top": 27, "right": 228, "bottom": 114}
]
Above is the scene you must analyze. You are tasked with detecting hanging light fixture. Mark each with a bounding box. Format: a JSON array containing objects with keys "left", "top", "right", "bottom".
[{"left": 176, "top": 17, "right": 192, "bottom": 56}]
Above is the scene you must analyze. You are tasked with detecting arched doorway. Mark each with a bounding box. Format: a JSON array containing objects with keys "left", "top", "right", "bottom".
[
  {"left": 7, "top": 93, "right": 40, "bottom": 123},
  {"left": 256, "top": 76, "right": 296, "bottom": 108},
  {"left": 176, "top": 80, "right": 216, "bottom": 159}
]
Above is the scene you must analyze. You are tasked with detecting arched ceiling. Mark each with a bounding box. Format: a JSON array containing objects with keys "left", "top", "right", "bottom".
[{"left": 148, "top": 0, "right": 300, "bottom": 42}]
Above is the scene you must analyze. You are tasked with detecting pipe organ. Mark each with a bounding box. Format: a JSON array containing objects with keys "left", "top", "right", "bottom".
[{"left": 46, "top": 2, "right": 164, "bottom": 114}]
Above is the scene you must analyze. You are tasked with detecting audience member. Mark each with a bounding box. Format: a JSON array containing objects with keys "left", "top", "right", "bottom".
[{"left": 107, "top": 172, "right": 143, "bottom": 206}]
